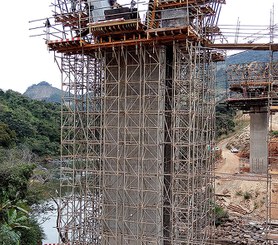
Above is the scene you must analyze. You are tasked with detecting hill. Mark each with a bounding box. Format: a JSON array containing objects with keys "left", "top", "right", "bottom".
[
  {"left": 0, "top": 89, "right": 60, "bottom": 156},
  {"left": 226, "top": 50, "right": 278, "bottom": 65},
  {"left": 24, "top": 81, "right": 62, "bottom": 103}
]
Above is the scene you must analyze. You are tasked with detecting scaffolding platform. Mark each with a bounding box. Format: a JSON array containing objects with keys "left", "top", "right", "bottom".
[
  {"left": 54, "top": 12, "right": 89, "bottom": 27},
  {"left": 211, "top": 51, "right": 225, "bottom": 62},
  {"left": 230, "top": 81, "right": 272, "bottom": 88},
  {"left": 147, "top": 25, "right": 199, "bottom": 39},
  {"left": 226, "top": 97, "right": 278, "bottom": 112},
  {"left": 88, "top": 18, "right": 146, "bottom": 40},
  {"left": 226, "top": 62, "right": 278, "bottom": 112},
  {"left": 158, "top": 0, "right": 220, "bottom": 9},
  {"left": 47, "top": 37, "right": 87, "bottom": 52},
  {"left": 229, "top": 81, "right": 272, "bottom": 94},
  {"left": 209, "top": 43, "right": 278, "bottom": 51},
  {"left": 46, "top": 24, "right": 209, "bottom": 53}
]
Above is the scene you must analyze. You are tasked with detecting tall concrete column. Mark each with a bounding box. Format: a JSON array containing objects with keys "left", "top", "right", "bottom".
[
  {"left": 102, "top": 47, "right": 165, "bottom": 244},
  {"left": 249, "top": 113, "right": 268, "bottom": 173}
]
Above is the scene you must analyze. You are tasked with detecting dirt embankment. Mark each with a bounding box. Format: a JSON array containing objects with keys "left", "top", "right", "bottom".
[{"left": 214, "top": 120, "right": 277, "bottom": 244}]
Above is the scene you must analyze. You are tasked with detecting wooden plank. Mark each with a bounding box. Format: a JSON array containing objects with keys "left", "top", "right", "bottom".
[
  {"left": 230, "top": 82, "right": 272, "bottom": 87},
  {"left": 270, "top": 106, "right": 278, "bottom": 112},
  {"left": 49, "top": 33, "right": 199, "bottom": 53},
  {"left": 158, "top": 0, "right": 211, "bottom": 9},
  {"left": 208, "top": 43, "right": 278, "bottom": 51}
]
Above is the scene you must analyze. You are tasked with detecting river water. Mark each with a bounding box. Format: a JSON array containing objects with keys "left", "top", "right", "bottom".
[{"left": 39, "top": 202, "right": 59, "bottom": 244}]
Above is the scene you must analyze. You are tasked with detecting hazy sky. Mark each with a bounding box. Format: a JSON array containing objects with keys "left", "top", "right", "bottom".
[{"left": 0, "top": 0, "right": 277, "bottom": 93}]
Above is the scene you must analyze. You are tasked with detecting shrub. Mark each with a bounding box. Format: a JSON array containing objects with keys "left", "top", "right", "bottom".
[
  {"left": 213, "top": 203, "right": 229, "bottom": 226},
  {"left": 243, "top": 191, "right": 252, "bottom": 200},
  {"left": 235, "top": 190, "right": 243, "bottom": 196}
]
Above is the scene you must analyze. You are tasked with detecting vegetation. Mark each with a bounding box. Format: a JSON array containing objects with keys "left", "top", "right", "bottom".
[
  {"left": 243, "top": 191, "right": 252, "bottom": 200},
  {"left": 0, "top": 163, "right": 45, "bottom": 245},
  {"left": 270, "top": 130, "right": 278, "bottom": 137},
  {"left": 235, "top": 190, "right": 252, "bottom": 200},
  {"left": 213, "top": 203, "right": 229, "bottom": 226},
  {"left": 235, "top": 190, "right": 243, "bottom": 197},
  {"left": 0, "top": 89, "right": 62, "bottom": 244},
  {"left": 0, "top": 89, "right": 60, "bottom": 156},
  {"left": 216, "top": 104, "right": 236, "bottom": 138}
]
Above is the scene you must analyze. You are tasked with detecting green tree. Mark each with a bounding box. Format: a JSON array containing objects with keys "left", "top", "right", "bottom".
[
  {"left": 0, "top": 193, "right": 29, "bottom": 245},
  {"left": 216, "top": 104, "right": 236, "bottom": 138},
  {"left": 19, "top": 218, "right": 45, "bottom": 245},
  {"left": 0, "top": 123, "right": 16, "bottom": 147},
  {"left": 0, "top": 224, "right": 21, "bottom": 245},
  {"left": 0, "top": 164, "right": 35, "bottom": 201},
  {"left": 0, "top": 164, "right": 45, "bottom": 245},
  {"left": 0, "top": 89, "right": 60, "bottom": 156}
]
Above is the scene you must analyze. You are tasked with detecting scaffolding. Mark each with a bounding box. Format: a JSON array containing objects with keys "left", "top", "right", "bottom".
[
  {"left": 226, "top": 61, "right": 278, "bottom": 112},
  {"left": 57, "top": 43, "right": 217, "bottom": 245},
  {"left": 31, "top": 0, "right": 224, "bottom": 244},
  {"left": 225, "top": 57, "right": 278, "bottom": 242},
  {"left": 27, "top": 0, "right": 278, "bottom": 243}
]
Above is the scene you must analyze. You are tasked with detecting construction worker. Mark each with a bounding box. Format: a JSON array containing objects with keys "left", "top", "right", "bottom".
[
  {"left": 45, "top": 18, "right": 51, "bottom": 41},
  {"left": 130, "top": 0, "right": 136, "bottom": 10},
  {"left": 45, "top": 18, "right": 51, "bottom": 28}
]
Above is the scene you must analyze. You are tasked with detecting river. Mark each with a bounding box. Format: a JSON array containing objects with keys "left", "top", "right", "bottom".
[{"left": 38, "top": 201, "right": 59, "bottom": 244}]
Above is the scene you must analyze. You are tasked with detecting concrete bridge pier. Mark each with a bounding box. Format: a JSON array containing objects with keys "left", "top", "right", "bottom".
[{"left": 249, "top": 112, "right": 268, "bottom": 173}]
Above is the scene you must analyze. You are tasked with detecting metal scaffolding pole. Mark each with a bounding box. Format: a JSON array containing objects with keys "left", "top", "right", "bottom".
[
  {"left": 57, "top": 41, "right": 216, "bottom": 244},
  {"left": 30, "top": 0, "right": 225, "bottom": 244}
]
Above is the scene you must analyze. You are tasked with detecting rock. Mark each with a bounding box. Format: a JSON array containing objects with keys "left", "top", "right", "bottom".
[{"left": 213, "top": 216, "right": 270, "bottom": 244}]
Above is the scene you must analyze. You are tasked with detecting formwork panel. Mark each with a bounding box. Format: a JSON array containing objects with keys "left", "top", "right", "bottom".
[{"left": 101, "top": 46, "right": 165, "bottom": 244}]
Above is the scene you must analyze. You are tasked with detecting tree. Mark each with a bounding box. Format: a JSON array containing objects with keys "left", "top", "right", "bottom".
[
  {"left": 0, "top": 164, "right": 35, "bottom": 201},
  {"left": 0, "top": 123, "right": 16, "bottom": 147},
  {"left": 0, "top": 224, "right": 21, "bottom": 245},
  {"left": 0, "top": 89, "right": 60, "bottom": 156},
  {"left": 0, "top": 164, "right": 45, "bottom": 245},
  {"left": 216, "top": 104, "right": 236, "bottom": 138},
  {"left": 0, "top": 193, "right": 29, "bottom": 245},
  {"left": 19, "top": 218, "right": 45, "bottom": 245},
  {"left": 0, "top": 195, "right": 45, "bottom": 245}
]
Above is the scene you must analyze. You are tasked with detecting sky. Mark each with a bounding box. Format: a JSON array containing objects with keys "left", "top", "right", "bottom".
[{"left": 0, "top": 0, "right": 277, "bottom": 94}]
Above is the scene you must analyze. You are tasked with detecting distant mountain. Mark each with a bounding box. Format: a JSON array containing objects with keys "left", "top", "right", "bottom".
[
  {"left": 226, "top": 50, "right": 278, "bottom": 65},
  {"left": 24, "top": 81, "right": 62, "bottom": 103}
]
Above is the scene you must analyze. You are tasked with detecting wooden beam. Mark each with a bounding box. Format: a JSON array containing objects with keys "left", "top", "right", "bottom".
[
  {"left": 208, "top": 43, "right": 278, "bottom": 51},
  {"left": 158, "top": 0, "right": 211, "bottom": 9}
]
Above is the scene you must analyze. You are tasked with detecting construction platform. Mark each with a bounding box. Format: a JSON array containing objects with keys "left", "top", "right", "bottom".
[
  {"left": 226, "top": 97, "right": 272, "bottom": 112},
  {"left": 45, "top": 0, "right": 226, "bottom": 62},
  {"left": 47, "top": 23, "right": 205, "bottom": 52},
  {"left": 226, "top": 62, "right": 278, "bottom": 111}
]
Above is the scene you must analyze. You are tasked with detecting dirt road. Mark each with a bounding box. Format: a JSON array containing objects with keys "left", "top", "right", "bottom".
[
  {"left": 215, "top": 134, "right": 268, "bottom": 221},
  {"left": 216, "top": 137, "right": 240, "bottom": 175}
]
